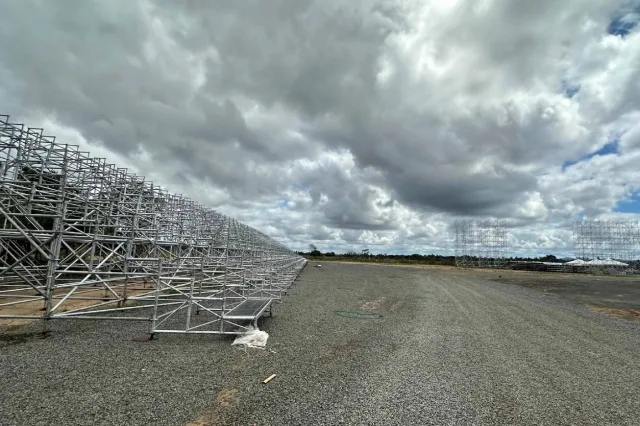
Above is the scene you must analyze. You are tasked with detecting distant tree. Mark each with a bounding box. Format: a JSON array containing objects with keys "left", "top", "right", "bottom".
[
  {"left": 539, "top": 254, "right": 559, "bottom": 262},
  {"left": 308, "top": 243, "right": 321, "bottom": 256}
]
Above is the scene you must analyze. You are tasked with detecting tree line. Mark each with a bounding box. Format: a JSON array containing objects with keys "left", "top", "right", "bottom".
[{"left": 298, "top": 245, "right": 567, "bottom": 266}]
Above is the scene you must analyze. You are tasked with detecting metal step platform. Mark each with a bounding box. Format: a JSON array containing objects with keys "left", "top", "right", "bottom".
[{"left": 223, "top": 298, "right": 273, "bottom": 328}]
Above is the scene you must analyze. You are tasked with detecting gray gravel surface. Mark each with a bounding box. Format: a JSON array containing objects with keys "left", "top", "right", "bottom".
[
  {"left": 1, "top": 262, "right": 639, "bottom": 425},
  {"left": 463, "top": 267, "right": 640, "bottom": 312}
]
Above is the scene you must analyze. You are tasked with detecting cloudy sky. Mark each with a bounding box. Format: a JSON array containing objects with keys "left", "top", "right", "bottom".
[{"left": 2, "top": 0, "right": 640, "bottom": 256}]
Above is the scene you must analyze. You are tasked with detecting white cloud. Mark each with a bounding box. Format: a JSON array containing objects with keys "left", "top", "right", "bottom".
[{"left": 2, "top": 0, "right": 640, "bottom": 257}]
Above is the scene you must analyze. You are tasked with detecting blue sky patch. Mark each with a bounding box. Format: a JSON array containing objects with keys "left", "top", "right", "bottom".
[
  {"left": 572, "top": 212, "right": 588, "bottom": 221},
  {"left": 613, "top": 192, "right": 640, "bottom": 213},
  {"left": 562, "top": 138, "right": 619, "bottom": 171},
  {"left": 608, "top": 6, "right": 640, "bottom": 37},
  {"left": 561, "top": 80, "right": 581, "bottom": 98}
]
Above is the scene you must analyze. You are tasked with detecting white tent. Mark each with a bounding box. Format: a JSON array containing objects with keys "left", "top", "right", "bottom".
[
  {"left": 586, "top": 258, "right": 628, "bottom": 266},
  {"left": 565, "top": 259, "right": 587, "bottom": 265}
]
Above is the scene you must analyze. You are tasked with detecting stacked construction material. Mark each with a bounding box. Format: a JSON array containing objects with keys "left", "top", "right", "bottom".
[{"left": 0, "top": 114, "right": 307, "bottom": 335}]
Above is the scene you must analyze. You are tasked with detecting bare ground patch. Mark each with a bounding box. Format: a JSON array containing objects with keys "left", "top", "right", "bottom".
[
  {"left": 588, "top": 305, "right": 640, "bottom": 320},
  {"left": 319, "top": 340, "right": 359, "bottom": 364},
  {"left": 185, "top": 388, "right": 240, "bottom": 426},
  {"left": 359, "top": 296, "right": 387, "bottom": 310},
  {"left": 0, "top": 282, "right": 153, "bottom": 329},
  {"left": 358, "top": 295, "right": 405, "bottom": 312}
]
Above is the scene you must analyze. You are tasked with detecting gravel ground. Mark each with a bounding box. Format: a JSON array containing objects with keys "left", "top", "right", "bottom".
[
  {"left": 1, "top": 262, "right": 639, "bottom": 425},
  {"left": 454, "top": 266, "right": 640, "bottom": 312}
]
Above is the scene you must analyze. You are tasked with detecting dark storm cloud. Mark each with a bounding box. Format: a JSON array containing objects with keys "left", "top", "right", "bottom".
[
  {"left": 179, "top": 0, "right": 403, "bottom": 116},
  {"left": 1, "top": 0, "right": 640, "bottom": 252},
  {"left": 0, "top": 0, "right": 562, "bottom": 213},
  {"left": 296, "top": 159, "right": 395, "bottom": 230},
  {"left": 389, "top": 166, "right": 537, "bottom": 216},
  {"left": 0, "top": 0, "right": 318, "bottom": 199}
]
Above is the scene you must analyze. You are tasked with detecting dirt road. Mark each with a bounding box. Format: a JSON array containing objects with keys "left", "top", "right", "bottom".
[{"left": 1, "top": 263, "right": 639, "bottom": 425}]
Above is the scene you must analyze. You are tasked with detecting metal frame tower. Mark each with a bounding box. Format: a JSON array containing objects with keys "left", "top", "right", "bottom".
[
  {"left": 454, "top": 219, "right": 508, "bottom": 268},
  {"left": 573, "top": 220, "right": 640, "bottom": 275}
]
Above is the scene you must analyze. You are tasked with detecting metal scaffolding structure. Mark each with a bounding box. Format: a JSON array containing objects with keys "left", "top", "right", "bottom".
[
  {"left": 573, "top": 220, "right": 640, "bottom": 274},
  {"left": 0, "top": 114, "right": 307, "bottom": 335},
  {"left": 454, "top": 219, "right": 508, "bottom": 268}
]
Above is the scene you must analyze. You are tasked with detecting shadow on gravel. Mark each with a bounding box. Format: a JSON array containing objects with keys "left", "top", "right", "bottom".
[{"left": 0, "top": 330, "right": 46, "bottom": 348}]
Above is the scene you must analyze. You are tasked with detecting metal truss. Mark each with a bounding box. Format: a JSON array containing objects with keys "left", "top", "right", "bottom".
[
  {"left": 0, "top": 114, "right": 307, "bottom": 335},
  {"left": 573, "top": 220, "right": 640, "bottom": 275},
  {"left": 454, "top": 219, "right": 508, "bottom": 268}
]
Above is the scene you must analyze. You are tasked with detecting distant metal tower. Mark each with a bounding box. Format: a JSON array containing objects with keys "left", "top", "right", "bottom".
[
  {"left": 454, "top": 219, "right": 508, "bottom": 268},
  {"left": 573, "top": 220, "right": 640, "bottom": 274}
]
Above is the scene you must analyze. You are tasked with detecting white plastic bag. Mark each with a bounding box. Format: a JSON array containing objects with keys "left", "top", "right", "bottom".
[{"left": 231, "top": 326, "right": 269, "bottom": 349}]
